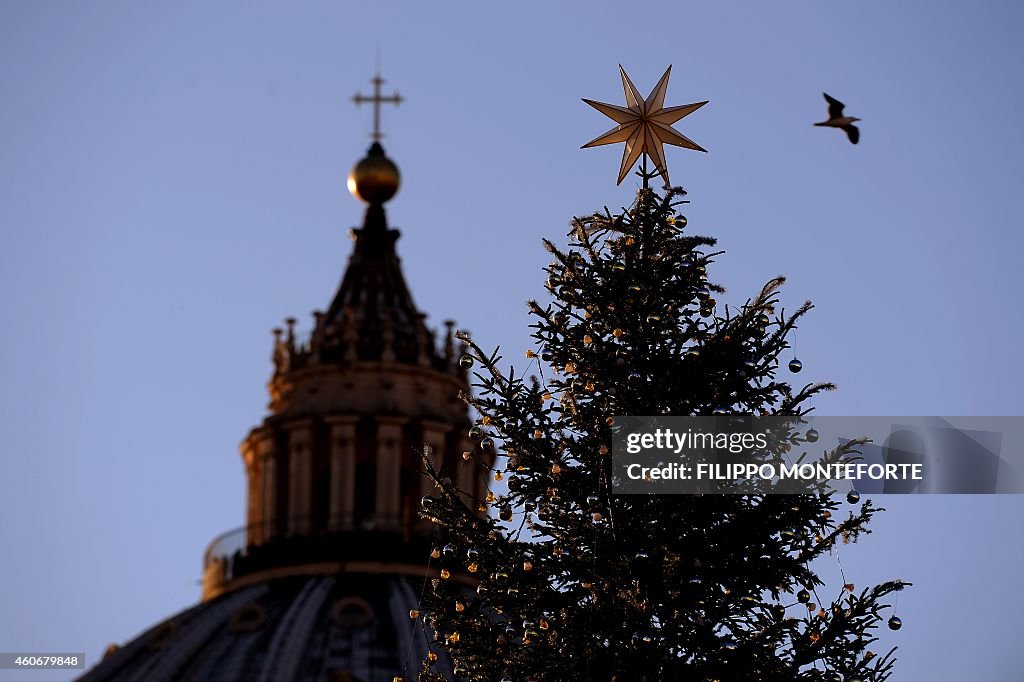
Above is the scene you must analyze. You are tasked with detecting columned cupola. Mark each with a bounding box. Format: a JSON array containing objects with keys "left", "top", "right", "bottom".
[{"left": 201, "top": 76, "right": 486, "bottom": 601}]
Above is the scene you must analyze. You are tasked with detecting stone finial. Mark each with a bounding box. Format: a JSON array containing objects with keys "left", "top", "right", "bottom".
[
  {"left": 272, "top": 328, "right": 288, "bottom": 375},
  {"left": 443, "top": 320, "right": 456, "bottom": 364},
  {"left": 415, "top": 313, "right": 431, "bottom": 367},
  {"left": 285, "top": 318, "right": 297, "bottom": 354}
]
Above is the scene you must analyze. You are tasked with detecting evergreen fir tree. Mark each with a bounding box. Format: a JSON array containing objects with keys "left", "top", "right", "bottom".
[{"left": 413, "top": 181, "right": 907, "bottom": 682}]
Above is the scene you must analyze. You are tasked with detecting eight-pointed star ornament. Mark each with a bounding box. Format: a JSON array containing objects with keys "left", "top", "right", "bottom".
[{"left": 582, "top": 65, "right": 707, "bottom": 187}]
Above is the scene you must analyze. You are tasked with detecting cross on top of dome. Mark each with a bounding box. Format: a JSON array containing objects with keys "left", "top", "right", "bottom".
[{"left": 351, "top": 70, "right": 403, "bottom": 142}]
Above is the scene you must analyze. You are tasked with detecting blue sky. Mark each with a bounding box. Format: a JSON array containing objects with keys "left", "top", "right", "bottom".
[{"left": 1, "top": 2, "right": 1023, "bottom": 679}]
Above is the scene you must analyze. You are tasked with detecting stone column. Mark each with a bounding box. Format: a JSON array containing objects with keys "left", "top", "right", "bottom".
[
  {"left": 326, "top": 416, "right": 358, "bottom": 532},
  {"left": 256, "top": 435, "right": 277, "bottom": 542},
  {"left": 242, "top": 441, "right": 261, "bottom": 546},
  {"left": 286, "top": 419, "right": 313, "bottom": 535},
  {"left": 375, "top": 417, "right": 406, "bottom": 532}
]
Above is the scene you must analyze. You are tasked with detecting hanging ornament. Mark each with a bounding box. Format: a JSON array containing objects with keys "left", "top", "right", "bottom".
[
  {"left": 499, "top": 506, "right": 513, "bottom": 522},
  {"left": 459, "top": 354, "right": 475, "bottom": 369},
  {"left": 467, "top": 562, "right": 478, "bottom": 573},
  {"left": 613, "top": 328, "right": 623, "bottom": 338},
  {"left": 440, "top": 569, "right": 451, "bottom": 580},
  {"left": 422, "top": 496, "right": 437, "bottom": 510},
  {"left": 409, "top": 609, "right": 420, "bottom": 619},
  {"left": 797, "top": 589, "right": 811, "bottom": 603},
  {"left": 430, "top": 547, "right": 441, "bottom": 559},
  {"left": 526, "top": 349, "right": 536, "bottom": 359},
  {"left": 888, "top": 615, "right": 903, "bottom": 630},
  {"left": 847, "top": 489, "right": 861, "bottom": 504},
  {"left": 789, "top": 358, "right": 803, "bottom": 373},
  {"left": 540, "top": 348, "right": 553, "bottom": 362},
  {"left": 805, "top": 428, "right": 819, "bottom": 443},
  {"left": 468, "top": 426, "right": 483, "bottom": 441},
  {"left": 494, "top": 471, "right": 503, "bottom": 481},
  {"left": 455, "top": 601, "right": 466, "bottom": 613},
  {"left": 583, "top": 334, "right": 593, "bottom": 345},
  {"left": 533, "top": 428, "right": 543, "bottom": 439},
  {"left": 443, "top": 544, "right": 457, "bottom": 558},
  {"left": 481, "top": 437, "right": 495, "bottom": 451}
]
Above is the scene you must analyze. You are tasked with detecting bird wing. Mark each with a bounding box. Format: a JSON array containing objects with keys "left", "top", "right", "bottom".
[
  {"left": 823, "top": 92, "right": 845, "bottom": 119},
  {"left": 843, "top": 124, "right": 860, "bottom": 144}
]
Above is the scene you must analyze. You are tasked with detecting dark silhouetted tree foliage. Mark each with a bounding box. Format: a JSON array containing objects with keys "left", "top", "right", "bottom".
[{"left": 414, "top": 185, "right": 907, "bottom": 682}]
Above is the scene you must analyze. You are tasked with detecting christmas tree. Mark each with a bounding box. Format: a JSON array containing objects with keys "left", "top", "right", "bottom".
[{"left": 410, "top": 68, "right": 907, "bottom": 682}]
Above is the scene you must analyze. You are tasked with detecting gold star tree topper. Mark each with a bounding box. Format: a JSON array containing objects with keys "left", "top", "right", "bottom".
[{"left": 582, "top": 65, "right": 707, "bottom": 186}]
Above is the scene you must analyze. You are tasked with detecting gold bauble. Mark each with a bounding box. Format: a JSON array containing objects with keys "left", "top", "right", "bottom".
[{"left": 347, "top": 142, "right": 400, "bottom": 204}]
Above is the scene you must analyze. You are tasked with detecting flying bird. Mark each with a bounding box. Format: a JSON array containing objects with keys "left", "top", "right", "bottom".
[{"left": 815, "top": 93, "right": 860, "bottom": 144}]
